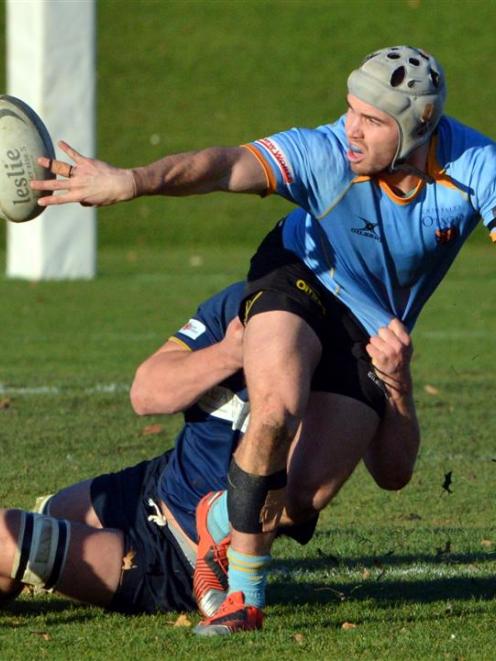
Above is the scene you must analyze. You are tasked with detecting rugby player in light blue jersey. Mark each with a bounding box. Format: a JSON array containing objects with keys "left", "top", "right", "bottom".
[{"left": 31, "top": 45, "right": 495, "bottom": 634}]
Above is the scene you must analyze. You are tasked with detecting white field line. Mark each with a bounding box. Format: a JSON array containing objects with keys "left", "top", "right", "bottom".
[
  {"left": 415, "top": 329, "right": 494, "bottom": 339},
  {"left": 0, "top": 383, "right": 130, "bottom": 396},
  {"left": 272, "top": 562, "right": 495, "bottom": 582}
]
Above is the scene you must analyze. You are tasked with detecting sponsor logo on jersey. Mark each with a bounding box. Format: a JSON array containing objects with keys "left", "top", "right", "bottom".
[
  {"left": 256, "top": 138, "right": 294, "bottom": 184},
  {"left": 179, "top": 318, "right": 206, "bottom": 340},
  {"left": 351, "top": 217, "right": 380, "bottom": 241},
  {"left": 435, "top": 226, "right": 458, "bottom": 244}
]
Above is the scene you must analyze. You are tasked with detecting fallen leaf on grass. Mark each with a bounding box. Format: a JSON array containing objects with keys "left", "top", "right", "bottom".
[
  {"left": 31, "top": 631, "right": 50, "bottom": 641},
  {"left": 436, "top": 540, "right": 452, "bottom": 558},
  {"left": 0, "top": 398, "right": 11, "bottom": 410},
  {"left": 481, "top": 539, "right": 494, "bottom": 548},
  {"left": 293, "top": 633, "right": 304, "bottom": 644},
  {"left": 122, "top": 549, "right": 137, "bottom": 571},
  {"left": 424, "top": 384, "right": 439, "bottom": 395},
  {"left": 442, "top": 471, "right": 453, "bottom": 494},
  {"left": 341, "top": 622, "right": 357, "bottom": 630},
  {"left": 403, "top": 512, "right": 422, "bottom": 521},
  {"left": 173, "top": 614, "right": 193, "bottom": 627},
  {"left": 142, "top": 424, "right": 164, "bottom": 436}
]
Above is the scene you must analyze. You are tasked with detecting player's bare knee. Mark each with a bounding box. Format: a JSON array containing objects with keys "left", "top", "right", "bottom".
[
  {"left": 373, "top": 467, "right": 413, "bottom": 491},
  {"left": 249, "top": 403, "right": 300, "bottom": 449},
  {"left": 286, "top": 480, "right": 330, "bottom": 521}
]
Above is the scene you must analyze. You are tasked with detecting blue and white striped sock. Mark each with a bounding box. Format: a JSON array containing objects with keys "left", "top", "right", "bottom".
[{"left": 227, "top": 547, "right": 271, "bottom": 608}]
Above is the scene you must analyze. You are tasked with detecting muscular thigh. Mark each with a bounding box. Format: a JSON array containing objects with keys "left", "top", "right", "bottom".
[
  {"left": 286, "top": 392, "right": 380, "bottom": 517},
  {"left": 45, "top": 479, "right": 103, "bottom": 528},
  {"left": 243, "top": 310, "right": 322, "bottom": 414}
]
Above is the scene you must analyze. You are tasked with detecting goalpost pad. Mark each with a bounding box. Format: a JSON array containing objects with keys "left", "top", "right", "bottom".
[{"left": 6, "top": 0, "right": 97, "bottom": 280}]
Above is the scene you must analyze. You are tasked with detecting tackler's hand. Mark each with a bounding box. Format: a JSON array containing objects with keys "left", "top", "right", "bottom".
[
  {"left": 366, "top": 318, "right": 413, "bottom": 397},
  {"left": 30, "top": 140, "right": 137, "bottom": 208},
  {"left": 220, "top": 316, "right": 245, "bottom": 371}
]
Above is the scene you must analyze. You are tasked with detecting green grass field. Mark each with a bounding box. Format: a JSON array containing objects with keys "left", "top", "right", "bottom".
[
  {"left": 1, "top": 0, "right": 495, "bottom": 657},
  {"left": 0, "top": 238, "right": 494, "bottom": 659}
]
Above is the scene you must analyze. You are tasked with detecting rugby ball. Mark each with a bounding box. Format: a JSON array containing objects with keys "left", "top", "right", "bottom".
[{"left": 0, "top": 95, "right": 55, "bottom": 223}]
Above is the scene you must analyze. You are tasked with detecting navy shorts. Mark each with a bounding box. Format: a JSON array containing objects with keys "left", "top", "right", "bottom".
[
  {"left": 243, "top": 220, "right": 388, "bottom": 418},
  {"left": 90, "top": 452, "right": 196, "bottom": 615}
]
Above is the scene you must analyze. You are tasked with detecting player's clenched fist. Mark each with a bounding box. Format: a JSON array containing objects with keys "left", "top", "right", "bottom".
[{"left": 366, "top": 318, "right": 413, "bottom": 397}]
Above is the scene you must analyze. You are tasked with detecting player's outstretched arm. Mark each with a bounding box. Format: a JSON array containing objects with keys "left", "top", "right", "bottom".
[
  {"left": 364, "top": 319, "right": 420, "bottom": 490},
  {"left": 30, "top": 140, "right": 267, "bottom": 208},
  {"left": 131, "top": 317, "right": 244, "bottom": 415}
]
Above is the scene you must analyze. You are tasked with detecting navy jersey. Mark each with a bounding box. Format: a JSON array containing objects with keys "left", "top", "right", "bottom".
[
  {"left": 157, "top": 282, "right": 247, "bottom": 541},
  {"left": 246, "top": 115, "right": 496, "bottom": 334}
]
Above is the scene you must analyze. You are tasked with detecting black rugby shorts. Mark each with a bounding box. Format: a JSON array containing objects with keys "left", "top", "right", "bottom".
[
  {"left": 242, "top": 220, "right": 387, "bottom": 418},
  {"left": 90, "top": 452, "right": 195, "bottom": 615}
]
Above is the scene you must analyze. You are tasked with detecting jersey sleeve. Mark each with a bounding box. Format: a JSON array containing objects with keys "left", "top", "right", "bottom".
[
  {"left": 442, "top": 118, "right": 496, "bottom": 243},
  {"left": 171, "top": 282, "right": 245, "bottom": 351},
  {"left": 470, "top": 143, "right": 496, "bottom": 242},
  {"left": 245, "top": 116, "right": 353, "bottom": 218}
]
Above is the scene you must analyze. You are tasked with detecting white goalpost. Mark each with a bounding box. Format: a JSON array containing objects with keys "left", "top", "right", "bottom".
[{"left": 6, "top": 0, "right": 96, "bottom": 280}]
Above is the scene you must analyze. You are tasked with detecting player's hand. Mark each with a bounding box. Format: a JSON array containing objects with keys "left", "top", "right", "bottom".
[
  {"left": 366, "top": 318, "right": 413, "bottom": 396},
  {"left": 220, "top": 316, "right": 244, "bottom": 371},
  {"left": 30, "top": 140, "right": 136, "bottom": 207}
]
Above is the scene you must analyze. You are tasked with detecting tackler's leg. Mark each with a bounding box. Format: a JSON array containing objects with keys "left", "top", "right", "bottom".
[
  {"left": 33, "top": 478, "right": 103, "bottom": 528},
  {"left": 285, "top": 392, "right": 380, "bottom": 524},
  {"left": 0, "top": 508, "right": 124, "bottom": 607}
]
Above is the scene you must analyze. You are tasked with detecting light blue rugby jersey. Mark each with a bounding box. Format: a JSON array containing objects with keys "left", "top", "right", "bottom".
[
  {"left": 246, "top": 115, "right": 496, "bottom": 335},
  {"left": 157, "top": 282, "right": 247, "bottom": 542}
]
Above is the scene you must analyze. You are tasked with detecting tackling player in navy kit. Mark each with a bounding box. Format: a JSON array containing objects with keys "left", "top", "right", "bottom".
[
  {"left": 31, "top": 44, "right": 495, "bottom": 634},
  {"left": 0, "top": 281, "right": 416, "bottom": 618}
]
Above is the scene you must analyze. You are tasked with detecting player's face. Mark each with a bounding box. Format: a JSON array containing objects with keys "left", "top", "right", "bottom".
[{"left": 345, "top": 95, "right": 399, "bottom": 175}]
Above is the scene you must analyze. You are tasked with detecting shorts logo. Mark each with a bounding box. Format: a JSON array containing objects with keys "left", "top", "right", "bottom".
[
  {"left": 435, "top": 226, "right": 458, "bottom": 244},
  {"left": 351, "top": 217, "right": 380, "bottom": 241},
  {"left": 295, "top": 279, "right": 326, "bottom": 315},
  {"left": 257, "top": 138, "right": 294, "bottom": 184},
  {"left": 179, "top": 318, "right": 206, "bottom": 340}
]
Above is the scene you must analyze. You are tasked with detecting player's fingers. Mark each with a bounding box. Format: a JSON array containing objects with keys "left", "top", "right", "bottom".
[
  {"left": 57, "top": 140, "right": 84, "bottom": 163},
  {"left": 377, "top": 326, "right": 403, "bottom": 354},
  {"left": 377, "top": 326, "right": 397, "bottom": 343},
  {"left": 228, "top": 316, "right": 244, "bottom": 333},
  {"left": 36, "top": 157, "right": 76, "bottom": 178},
  {"left": 36, "top": 192, "right": 84, "bottom": 207},
  {"left": 368, "top": 333, "right": 388, "bottom": 352},
  {"left": 46, "top": 159, "right": 74, "bottom": 178},
  {"left": 37, "top": 156, "right": 53, "bottom": 170},
  {"left": 365, "top": 341, "right": 384, "bottom": 363},
  {"left": 31, "top": 177, "right": 72, "bottom": 192},
  {"left": 388, "top": 318, "right": 411, "bottom": 345}
]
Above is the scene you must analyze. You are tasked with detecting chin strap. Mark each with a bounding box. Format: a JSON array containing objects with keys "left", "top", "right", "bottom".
[{"left": 390, "top": 160, "right": 434, "bottom": 184}]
